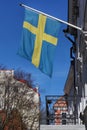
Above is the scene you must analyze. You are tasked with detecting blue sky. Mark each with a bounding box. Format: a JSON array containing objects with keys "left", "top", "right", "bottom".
[{"left": 0, "top": 0, "right": 72, "bottom": 105}]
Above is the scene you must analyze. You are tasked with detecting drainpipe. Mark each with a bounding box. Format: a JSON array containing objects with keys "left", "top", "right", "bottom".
[
  {"left": 63, "top": 30, "right": 77, "bottom": 124},
  {"left": 71, "top": 58, "right": 77, "bottom": 124}
]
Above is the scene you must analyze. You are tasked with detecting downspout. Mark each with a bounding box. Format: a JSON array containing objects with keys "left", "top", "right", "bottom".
[{"left": 63, "top": 29, "right": 77, "bottom": 124}]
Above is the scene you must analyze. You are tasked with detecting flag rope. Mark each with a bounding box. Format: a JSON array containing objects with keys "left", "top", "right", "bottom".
[{"left": 20, "top": 3, "right": 82, "bottom": 31}]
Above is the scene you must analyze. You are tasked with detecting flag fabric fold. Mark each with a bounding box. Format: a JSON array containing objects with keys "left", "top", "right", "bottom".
[{"left": 18, "top": 8, "right": 61, "bottom": 77}]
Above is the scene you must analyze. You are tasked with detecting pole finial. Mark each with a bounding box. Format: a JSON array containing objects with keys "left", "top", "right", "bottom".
[{"left": 19, "top": 3, "right": 22, "bottom": 6}]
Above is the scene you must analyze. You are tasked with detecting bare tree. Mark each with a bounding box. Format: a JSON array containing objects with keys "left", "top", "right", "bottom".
[
  {"left": 0, "top": 64, "right": 7, "bottom": 70},
  {"left": 0, "top": 69, "right": 40, "bottom": 130},
  {"left": 14, "top": 68, "right": 34, "bottom": 88}
]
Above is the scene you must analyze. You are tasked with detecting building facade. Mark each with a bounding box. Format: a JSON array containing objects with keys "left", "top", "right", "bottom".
[
  {"left": 53, "top": 96, "right": 68, "bottom": 125},
  {"left": 64, "top": 0, "right": 87, "bottom": 124}
]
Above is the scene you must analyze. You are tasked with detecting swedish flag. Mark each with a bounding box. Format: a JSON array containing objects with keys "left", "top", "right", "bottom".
[{"left": 18, "top": 9, "right": 61, "bottom": 77}]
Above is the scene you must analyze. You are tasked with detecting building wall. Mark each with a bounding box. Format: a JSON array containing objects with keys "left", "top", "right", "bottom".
[
  {"left": 76, "top": 0, "right": 87, "bottom": 112},
  {"left": 64, "top": 0, "right": 87, "bottom": 124}
]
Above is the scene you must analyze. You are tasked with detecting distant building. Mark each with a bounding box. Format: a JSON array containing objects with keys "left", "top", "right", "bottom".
[{"left": 53, "top": 96, "right": 67, "bottom": 125}]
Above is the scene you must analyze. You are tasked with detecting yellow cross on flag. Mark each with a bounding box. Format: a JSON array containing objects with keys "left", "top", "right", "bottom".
[{"left": 18, "top": 9, "right": 61, "bottom": 77}]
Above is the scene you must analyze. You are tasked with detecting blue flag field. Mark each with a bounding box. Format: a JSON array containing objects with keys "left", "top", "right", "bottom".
[{"left": 18, "top": 9, "right": 61, "bottom": 77}]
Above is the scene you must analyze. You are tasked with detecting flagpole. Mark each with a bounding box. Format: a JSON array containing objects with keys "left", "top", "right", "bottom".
[{"left": 20, "top": 3, "right": 82, "bottom": 31}]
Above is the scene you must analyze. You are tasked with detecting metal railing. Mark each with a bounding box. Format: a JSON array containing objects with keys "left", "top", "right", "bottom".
[{"left": 45, "top": 95, "right": 82, "bottom": 125}]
